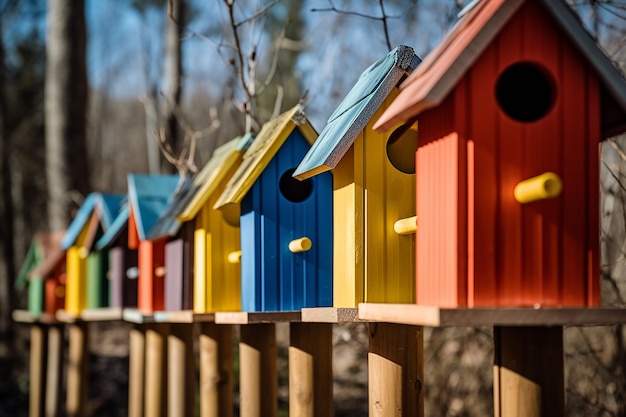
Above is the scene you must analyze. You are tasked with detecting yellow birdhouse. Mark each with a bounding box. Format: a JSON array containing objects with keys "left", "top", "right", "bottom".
[
  {"left": 176, "top": 135, "right": 252, "bottom": 313},
  {"left": 294, "top": 46, "right": 420, "bottom": 308}
]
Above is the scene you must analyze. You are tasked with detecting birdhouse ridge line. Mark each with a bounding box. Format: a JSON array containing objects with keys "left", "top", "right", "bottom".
[
  {"left": 127, "top": 174, "right": 180, "bottom": 241},
  {"left": 176, "top": 134, "right": 252, "bottom": 223},
  {"left": 95, "top": 205, "right": 129, "bottom": 251},
  {"left": 293, "top": 45, "right": 420, "bottom": 180},
  {"left": 60, "top": 193, "right": 125, "bottom": 250},
  {"left": 214, "top": 105, "right": 318, "bottom": 209}
]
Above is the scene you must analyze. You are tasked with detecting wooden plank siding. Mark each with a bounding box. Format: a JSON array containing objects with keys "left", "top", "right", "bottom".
[
  {"left": 193, "top": 162, "right": 242, "bottom": 313},
  {"left": 334, "top": 91, "right": 416, "bottom": 307},
  {"left": 240, "top": 128, "right": 333, "bottom": 312}
]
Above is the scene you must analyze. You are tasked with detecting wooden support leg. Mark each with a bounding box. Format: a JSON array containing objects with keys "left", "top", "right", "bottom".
[
  {"left": 493, "top": 326, "right": 564, "bottom": 417},
  {"left": 45, "top": 325, "right": 63, "bottom": 417},
  {"left": 289, "top": 323, "right": 333, "bottom": 417},
  {"left": 128, "top": 325, "right": 146, "bottom": 417},
  {"left": 168, "top": 324, "right": 195, "bottom": 417},
  {"left": 66, "top": 322, "right": 89, "bottom": 417},
  {"left": 368, "top": 323, "right": 423, "bottom": 417},
  {"left": 29, "top": 324, "right": 47, "bottom": 417},
  {"left": 145, "top": 323, "right": 169, "bottom": 417},
  {"left": 239, "top": 323, "right": 277, "bottom": 417},
  {"left": 199, "top": 323, "right": 234, "bottom": 417}
]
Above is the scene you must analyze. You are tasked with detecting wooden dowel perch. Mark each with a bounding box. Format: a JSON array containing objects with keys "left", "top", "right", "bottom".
[
  {"left": 394, "top": 216, "right": 418, "bottom": 235},
  {"left": 227, "top": 250, "right": 242, "bottom": 264},
  {"left": 289, "top": 237, "right": 312, "bottom": 253},
  {"left": 514, "top": 172, "right": 562, "bottom": 204}
]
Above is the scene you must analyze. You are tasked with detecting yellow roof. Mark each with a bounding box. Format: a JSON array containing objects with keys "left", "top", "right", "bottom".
[
  {"left": 213, "top": 105, "right": 317, "bottom": 209},
  {"left": 177, "top": 135, "right": 251, "bottom": 222}
]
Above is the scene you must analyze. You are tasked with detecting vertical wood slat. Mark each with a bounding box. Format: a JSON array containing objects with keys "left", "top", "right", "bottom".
[
  {"left": 165, "top": 239, "right": 184, "bottom": 312},
  {"left": 168, "top": 324, "right": 195, "bottom": 417},
  {"left": 368, "top": 323, "right": 424, "bottom": 417},
  {"left": 200, "top": 323, "right": 234, "bottom": 417},
  {"left": 128, "top": 325, "right": 145, "bottom": 417},
  {"left": 66, "top": 322, "right": 88, "bottom": 417},
  {"left": 289, "top": 323, "right": 333, "bottom": 417},
  {"left": 145, "top": 323, "right": 169, "bottom": 417},
  {"left": 29, "top": 325, "right": 47, "bottom": 417},
  {"left": 494, "top": 12, "right": 524, "bottom": 305},
  {"left": 239, "top": 324, "right": 277, "bottom": 417},
  {"left": 493, "top": 326, "right": 564, "bottom": 417},
  {"left": 45, "top": 325, "right": 63, "bottom": 417}
]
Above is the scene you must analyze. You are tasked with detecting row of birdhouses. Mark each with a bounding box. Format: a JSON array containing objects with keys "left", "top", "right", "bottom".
[{"left": 24, "top": 0, "right": 626, "bottom": 317}]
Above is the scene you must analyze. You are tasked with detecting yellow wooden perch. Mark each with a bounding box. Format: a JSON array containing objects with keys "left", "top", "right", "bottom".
[
  {"left": 394, "top": 216, "right": 418, "bottom": 235},
  {"left": 227, "top": 250, "right": 242, "bottom": 264},
  {"left": 514, "top": 172, "right": 562, "bottom": 204},
  {"left": 289, "top": 237, "right": 312, "bottom": 253}
]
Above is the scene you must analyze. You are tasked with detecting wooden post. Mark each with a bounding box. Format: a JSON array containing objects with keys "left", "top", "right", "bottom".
[
  {"left": 368, "top": 323, "right": 423, "bottom": 417},
  {"left": 168, "top": 324, "right": 195, "bottom": 417},
  {"left": 144, "top": 323, "right": 169, "bottom": 417},
  {"left": 239, "top": 324, "right": 277, "bottom": 417},
  {"left": 45, "top": 325, "right": 63, "bottom": 417},
  {"left": 289, "top": 323, "right": 333, "bottom": 417},
  {"left": 66, "top": 322, "right": 89, "bottom": 417},
  {"left": 199, "top": 323, "right": 234, "bottom": 417},
  {"left": 493, "top": 326, "right": 564, "bottom": 417},
  {"left": 128, "top": 325, "right": 146, "bottom": 417},
  {"left": 29, "top": 324, "right": 47, "bottom": 417}
]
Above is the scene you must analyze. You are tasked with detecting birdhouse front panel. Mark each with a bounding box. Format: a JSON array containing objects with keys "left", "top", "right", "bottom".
[
  {"left": 128, "top": 174, "right": 179, "bottom": 314},
  {"left": 239, "top": 128, "right": 333, "bottom": 312},
  {"left": 65, "top": 211, "right": 100, "bottom": 316},
  {"left": 332, "top": 92, "right": 417, "bottom": 308},
  {"left": 109, "top": 245, "right": 138, "bottom": 308},
  {"left": 86, "top": 251, "right": 108, "bottom": 309},
  {"left": 45, "top": 274, "right": 66, "bottom": 315},
  {"left": 137, "top": 238, "right": 166, "bottom": 314},
  {"left": 415, "top": 0, "right": 601, "bottom": 307},
  {"left": 164, "top": 222, "right": 194, "bottom": 311},
  {"left": 193, "top": 190, "right": 242, "bottom": 313}
]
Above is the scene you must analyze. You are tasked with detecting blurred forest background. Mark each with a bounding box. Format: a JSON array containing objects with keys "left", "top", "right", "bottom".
[{"left": 0, "top": 0, "right": 626, "bottom": 416}]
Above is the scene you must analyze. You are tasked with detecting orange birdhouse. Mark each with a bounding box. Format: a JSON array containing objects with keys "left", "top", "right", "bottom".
[{"left": 375, "top": 0, "right": 626, "bottom": 307}]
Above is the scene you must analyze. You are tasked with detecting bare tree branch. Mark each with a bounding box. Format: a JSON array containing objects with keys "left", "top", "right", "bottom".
[{"left": 311, "top": 0, "right": 397, "bottom": 50}]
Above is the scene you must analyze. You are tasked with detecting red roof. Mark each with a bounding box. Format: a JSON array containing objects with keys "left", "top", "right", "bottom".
[{"left": 374, "top": 0, "right": 626, "bottom": 134}]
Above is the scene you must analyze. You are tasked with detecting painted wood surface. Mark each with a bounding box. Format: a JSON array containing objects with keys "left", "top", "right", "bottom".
[
  {"left": 193, "top": 162, "right": 242, "bottom": 313},
  {"left": 373, "top": 0, "right": 626, "bottom": 135},
  {"left": 138, "top": 239, "right": 166, "bottom": 314},
  {"left": 239, "top": 127, "right": 333, "bottom": 311},
  {"left": 109, "top": 244, "right": 139, "bottom": 308},
  {"left": 294, "top": 46, "right": 419, "bottom": 178},
  {"left": 86, "top": 251, "right": 108, "bottom": 309},
  {"left": 333, "top": 91, "right": 416, "bottom": 307},
  {"left": 416, "top": 0, "right": 601, "bottom": 307}
]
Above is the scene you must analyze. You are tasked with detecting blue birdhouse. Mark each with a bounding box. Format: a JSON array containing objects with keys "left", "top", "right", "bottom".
[{"left": 214, "top": 106, "right": 333, "bottom": 312}]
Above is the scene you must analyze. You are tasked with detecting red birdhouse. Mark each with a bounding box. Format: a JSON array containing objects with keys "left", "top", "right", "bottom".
[{"left": 375, "top": 0, "right": 626, "bottom": 307}]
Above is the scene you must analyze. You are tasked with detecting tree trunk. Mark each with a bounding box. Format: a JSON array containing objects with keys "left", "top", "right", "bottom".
[
  {"left": 45, "top": 0, "right": 90, "bottom": 232},
  {"left": 160, "top": 0, "right": 184, "bottom": 173},
  {"left": 0, "top": 17, "right": 16, "bottom": 360}
]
